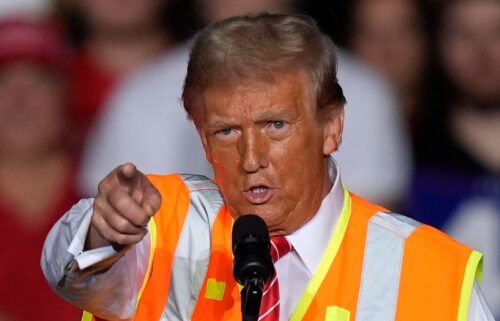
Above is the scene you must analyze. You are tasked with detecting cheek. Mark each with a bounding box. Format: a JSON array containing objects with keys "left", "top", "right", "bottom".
[
  {"left": 272, "top": 138, "right": 323, "bottom": 182},
  {"left": 278, "top": 137, "right": 323, "bottom": 173},
  {"left": 30, "top": 90, "right": 65, "bottom": 124},
  {"left": 447, "top": 53, "right": 477, "bottom": 83},
  {"left": 210, "top": 144, "right": 239, "bottom": 169},
  {"left": 210, "top": 146, "right": 241, "bottom": 188}
]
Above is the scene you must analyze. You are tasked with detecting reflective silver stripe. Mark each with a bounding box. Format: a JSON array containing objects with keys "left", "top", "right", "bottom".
[
  {"left": 356, "top": 212, "right": 421, "bottom": 321},
  {"left": 162, "top": 175, "right": 224, "bottom": 321}
]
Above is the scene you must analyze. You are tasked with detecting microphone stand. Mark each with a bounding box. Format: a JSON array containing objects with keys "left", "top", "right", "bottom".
[{"left": 241, "top": 278, "right": 264, "bottom": 321}]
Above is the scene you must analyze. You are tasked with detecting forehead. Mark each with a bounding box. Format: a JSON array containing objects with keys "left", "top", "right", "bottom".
[
  {"left": 444, "top": 0, "right": 500, "bottom": 26},
  {"left": 200, "top": 70, "right": 315, "bottom": 123}
]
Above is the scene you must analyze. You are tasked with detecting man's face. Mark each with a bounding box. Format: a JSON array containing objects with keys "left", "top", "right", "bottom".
[{"left": 198, "top": 70, "right": 343, "bottom": 235}]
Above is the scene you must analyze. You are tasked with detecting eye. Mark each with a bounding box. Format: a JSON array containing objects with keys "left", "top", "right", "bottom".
[
  {"left": 217, "top": 128, "right": 233, "bottom": 136},
  {"left": 214, "top": 128, "right": 237, "bottom": 139},
  {"left": 270, "top": 121, "right": 287, "bottom": 130}
]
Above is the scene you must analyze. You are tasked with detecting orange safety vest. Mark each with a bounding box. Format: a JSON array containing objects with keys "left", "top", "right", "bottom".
[{"left": 83, "top": 174, "right": 482, "bottom": 321}]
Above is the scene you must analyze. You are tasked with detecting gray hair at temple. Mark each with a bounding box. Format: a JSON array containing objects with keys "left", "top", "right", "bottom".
[{"left": 182, "top": 12, "right": 346, "bottom": 123}]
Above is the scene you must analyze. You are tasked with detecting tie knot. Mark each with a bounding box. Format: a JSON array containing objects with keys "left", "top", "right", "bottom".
[{"left": 270, "top": 236, "right": 292, "bottom": 263}]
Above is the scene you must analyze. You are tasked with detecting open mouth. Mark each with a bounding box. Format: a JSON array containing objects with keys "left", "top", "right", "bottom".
[{"left": 245, "top": 185, "right": 273, "bottom": 204}]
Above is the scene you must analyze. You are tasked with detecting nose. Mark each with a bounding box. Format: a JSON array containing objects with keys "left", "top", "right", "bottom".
[{"left": 239, "top": 129, "right": 268, "bottom": 173}]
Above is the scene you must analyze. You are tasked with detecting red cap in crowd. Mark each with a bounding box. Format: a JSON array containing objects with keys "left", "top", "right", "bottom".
[{"left": 0, "top": 16, "right": 68, "bottom": 71}]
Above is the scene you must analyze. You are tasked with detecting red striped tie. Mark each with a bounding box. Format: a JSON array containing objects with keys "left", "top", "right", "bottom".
[{"left": 258, "top": 236, "right": 292, "bottom": 321}]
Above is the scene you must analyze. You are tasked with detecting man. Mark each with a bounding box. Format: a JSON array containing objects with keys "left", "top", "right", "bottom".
[
  {"left": 42, "top": 13, "right": 493, "bottom": 321},
  {"left": 78, "top": 3, "right": 410, "bottom": 208}
]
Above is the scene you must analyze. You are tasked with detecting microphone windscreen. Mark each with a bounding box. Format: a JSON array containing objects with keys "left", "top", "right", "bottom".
[{"left": 232, "top": 214, "right": 269, "bottom": 252}]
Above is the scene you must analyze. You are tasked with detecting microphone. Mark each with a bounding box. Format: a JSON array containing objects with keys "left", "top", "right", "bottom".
[{"left": 232, "top": 214, "right": 274, "bottom": 321}]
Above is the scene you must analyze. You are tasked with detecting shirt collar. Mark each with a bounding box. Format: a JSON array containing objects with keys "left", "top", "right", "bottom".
[{"left": 285, "top": 157, "right": 344, "bottom": 275}]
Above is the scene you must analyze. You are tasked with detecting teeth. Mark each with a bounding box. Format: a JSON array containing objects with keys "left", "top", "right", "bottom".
[{"left": 251, "top": 187, "right": 268, "bottom": 194}]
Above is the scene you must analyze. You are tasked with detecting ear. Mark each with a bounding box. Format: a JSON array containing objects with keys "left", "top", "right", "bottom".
[{"left": 322, "top": 107, "right": 344, "bottom": 155}]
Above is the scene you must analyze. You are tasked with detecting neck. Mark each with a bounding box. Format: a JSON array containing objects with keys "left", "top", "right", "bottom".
[
  {"left": 451, "top": 105, "right": 500, "bottom": 172},
  {"left": 0, "top": 150, "right": 73, "bottom": 227},
  {"left": 454, "top": 96, "right": 500, "bottom": 114}
]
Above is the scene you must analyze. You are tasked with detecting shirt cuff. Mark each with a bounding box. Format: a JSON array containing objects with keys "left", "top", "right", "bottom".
[{"left": 67, "top": 201, "right": 120, "bottom": 270}]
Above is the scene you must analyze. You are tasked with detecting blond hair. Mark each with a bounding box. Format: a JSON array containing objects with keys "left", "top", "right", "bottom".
[{"left": 182, "top": 12, "right": 346, "bottom": 122}]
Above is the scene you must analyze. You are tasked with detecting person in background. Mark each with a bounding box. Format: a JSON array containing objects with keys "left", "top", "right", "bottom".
[
  {"left": 0, "top": 16, "right": 81, "bottom": 321},
  {"left": 345, "top": 0, "right": 430, "bottom": 135},
  {"left": 78, "top": 0, "right": 411, "bottom": 209},
  {"left": 56, "top": 0, "right": 184, "bottom": 147},
  {"left": 409, "top": 0, "right": 500, "bottom": 317}
]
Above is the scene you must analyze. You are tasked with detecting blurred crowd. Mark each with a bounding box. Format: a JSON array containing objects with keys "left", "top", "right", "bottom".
[{"left": 0, "top": 0, "right": 498, "bottom": 320}]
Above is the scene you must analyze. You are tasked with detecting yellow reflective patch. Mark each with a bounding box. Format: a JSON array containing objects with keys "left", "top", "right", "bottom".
[
  {"left": 81, "top": 311, "right": 93, "bottom": 321},
  {"left": 238, "top": 283, "right": 244, "bottom": 292},
  {"left": 205, "top": 278, "right": 226, "bottom": 301},
  {"left": 325, "top": 306, "right": 350, "bottom": 321}
]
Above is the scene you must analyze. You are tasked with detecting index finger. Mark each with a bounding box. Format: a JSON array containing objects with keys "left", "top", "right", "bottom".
[{"left": 117, "top": 163, "right": 138, "bottom": 183}]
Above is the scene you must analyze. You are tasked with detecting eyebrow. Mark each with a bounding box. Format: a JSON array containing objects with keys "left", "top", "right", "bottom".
[
  {"left": 253, "top": 109, "right": 297, "bottom": 122},
  {"left": 205, "top": 107, "right": 298, "bottom": 129},
  {"left": 206, "top": 120, "right": 237, "bottom": 129}
]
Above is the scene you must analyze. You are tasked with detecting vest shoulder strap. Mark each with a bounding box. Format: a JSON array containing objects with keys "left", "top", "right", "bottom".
[
  {"left": 162, "top": 174, "right": 225, "bottom": 321},
  {"left": 356, "top": 211, "right": 421, "bottom": 321},
  {"left": 180, "top": 174, "right": 224, "bottom": 217}
]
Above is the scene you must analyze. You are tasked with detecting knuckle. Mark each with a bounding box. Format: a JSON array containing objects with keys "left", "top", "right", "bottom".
[
  {"left": 115, "top": 234, "right": 127, "bottom": 245},
  {"left": 108, "top": 191, "right": 132, "bottom": 212},
  {"left": 144, "top": 204, "right": 157, "bottom": 217},
  {"left": 91, "top": 210, "right": 106, "bottom": 229},
  {"left": 90, "top": 214, "right": 100, "bottom": 229},
  {"left": 143, "top": 190, "right": 162, "bottom": 216},
  {"left": 130, "top": 211, "right": 148, "bottom": 226},
  {"left": 131, "top": 189, "right": 144, "bottom": 203},
  {"left": 114, "top": 194, "right": 130, "bottom": 209},
  {"left": 153, "top": 193, "right": 162, "bottom": 211},
  {"left": 92, "top": 198, "right": 105, "bottom": 212},
  {"left": 114, "top": 218, "right": 130, "bottom": 233},
  {"left": 97, "top": 179, "right": 110, "bottom": 194},
  {"left": 93, "top": 202, "right": 113, "bottom": 225}
]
